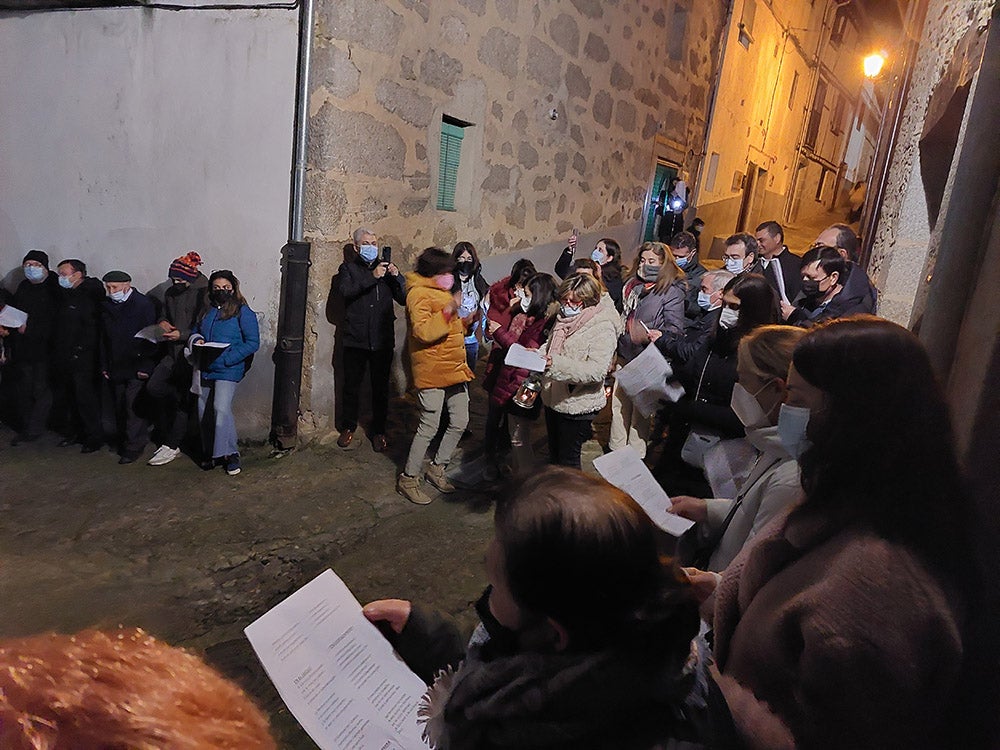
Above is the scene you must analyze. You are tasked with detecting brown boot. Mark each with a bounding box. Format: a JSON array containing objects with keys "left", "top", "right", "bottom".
[
  {"left": 425, "top": 462, "right": 455, "bottom": 493},
  {"left": 397, "top": 473, "right": 432, "bottom": 505}
]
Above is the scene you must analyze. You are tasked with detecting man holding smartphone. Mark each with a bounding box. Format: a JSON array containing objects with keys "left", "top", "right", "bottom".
[{"left": 336, "top": 227, "right": 405, "bottom": 452}]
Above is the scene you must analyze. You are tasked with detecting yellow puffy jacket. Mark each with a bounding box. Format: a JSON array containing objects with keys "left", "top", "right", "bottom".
[{"left": 405, "top": 272, "right": 475, "bottom": 390}]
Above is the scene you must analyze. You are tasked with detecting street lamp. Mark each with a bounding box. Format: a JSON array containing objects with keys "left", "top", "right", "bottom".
[{"left": 863, "top": 51, "right": 887, "bottom": 78}]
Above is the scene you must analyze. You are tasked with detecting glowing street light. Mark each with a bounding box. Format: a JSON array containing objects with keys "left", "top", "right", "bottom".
[{"left": 863, "top": 52, "right": 887, "bottom": 79}]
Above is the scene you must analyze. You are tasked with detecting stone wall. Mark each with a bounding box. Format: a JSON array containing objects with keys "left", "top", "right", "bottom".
[
  {"left": 868, "top": 0, "right": 995, "bottom": 326},
  {"left": 300, "top": 0, "right": 729, "bottom": 430}
]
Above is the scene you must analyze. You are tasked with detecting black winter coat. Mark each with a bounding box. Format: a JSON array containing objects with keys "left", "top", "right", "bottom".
[
  {"left": 11, "top": 273, "right": 60, "bottom": 363},
  {"left": 101, "top": 290, "right": 158, "bottom": 383},
  {"left": 162, "top": 274, "right": 208, "bottom": 360},
  {"left": 53, "top": 277, "right": 106, "bottom": 372},
  {"left": 674, "top": 328, "right": 744, "bottom": 438},
  {"left": 338, "top": 258, "right": 406, "bottom": 351}
]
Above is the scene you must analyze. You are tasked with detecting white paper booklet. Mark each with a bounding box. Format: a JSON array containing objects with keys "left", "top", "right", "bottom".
[
  {"left": 245, "top": 569, "right": 428, "bottom": 750},
  {"left": 134, "top": 324, "right": 167, "bottom": 343},
  {"left": 614, "top": 343, "right": 684, "bottom": 418},
  {"left": 0, "top": 304, "right": 28, "bottom": 329},
  {"left": 503, "top": 343, "right": 548, "bottom": 372},
  {"left": 593, "top": 447, "right": 695, "bottom": 537}
]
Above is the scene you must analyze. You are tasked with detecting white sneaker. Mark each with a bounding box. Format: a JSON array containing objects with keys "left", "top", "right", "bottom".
[{"left": 148, "top": 445, "right": 181, "bottom": 466}]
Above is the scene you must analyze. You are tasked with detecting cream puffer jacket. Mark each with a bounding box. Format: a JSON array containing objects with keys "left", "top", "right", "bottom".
[{"left": 541, "top": 300, "right": 620, "bottom": 415}]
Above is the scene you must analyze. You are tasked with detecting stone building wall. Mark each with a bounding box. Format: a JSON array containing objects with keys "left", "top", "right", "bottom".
[
  {"left": 868, "top": 0, "right": 995, "bottom": 326},
  {"left": 299, "top": 0, "right": 728, "bottom": 430}
]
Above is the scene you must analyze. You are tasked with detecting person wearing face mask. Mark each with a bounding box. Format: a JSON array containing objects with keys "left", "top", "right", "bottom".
[
  {"left": 51, "top": 258, "right": 106, "bottom": 453},
  {"left": 398, "top": 248, "right": 475, "bottom": 505},
  {"left": 451, "top": 241, "right": 490, "bottom": 372},
  {"left": 363, "top": 467, "right": 701, "bottom": 750},
  {"left": 721, "top": 233, "right": 758, "bottom": 277},
  {"left": 8, "top": 250, "right": 60, "bottom": 445},
  {"left": 555, "top": 233, "right": 625, "bottom": 313},
  {"left": 708, "top": 317, "right": 986, "bottom": 750},
  {"left": 145, "top": 252, "right": 208, "bottom": 466},
  {"left": 99, "top": 270, "right": 158, "bottom": 464},
  {"left": 653, "top": 274, "right": 780, "bottom": 497},
  {"left": 609, "top": 242, "right": 687, "bottom": 458},
  {"left": 485, "top": 272, "right": 559, "bottom": 477},
  {"left": 540, "top": 273, "right": 619, "bottom": 469},
  {"left": 189, "top": 270, "right": 259, "bottom": 476},
  {"left": 336, "top": 228, "right": 405, "bottom": 452},
  {"left": 668, "top": 231, "right": 706, "bottom": 318},
  {"left": 668, "top": 325, "right": 805, "bottom": 574},
  {"left": 781, "top": 245, "right": 870, "bottom": 327}
]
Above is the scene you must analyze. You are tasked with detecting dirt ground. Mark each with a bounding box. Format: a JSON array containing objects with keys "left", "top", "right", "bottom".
[{"left": 0, "top": 376, "right": 610, "bottom": 748}]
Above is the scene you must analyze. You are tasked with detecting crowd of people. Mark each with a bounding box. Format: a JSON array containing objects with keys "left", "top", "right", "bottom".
[
  {"left": 0, "top": 250, "right": 259, "bottom": 474},
  {"left": 4, "top": 219, "right": 994, "bottom": 748}
]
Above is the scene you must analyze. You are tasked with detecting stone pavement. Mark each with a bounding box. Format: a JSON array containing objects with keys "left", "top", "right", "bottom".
[{"left": 0, "top": 379, "right": 609, "bottom": 748}]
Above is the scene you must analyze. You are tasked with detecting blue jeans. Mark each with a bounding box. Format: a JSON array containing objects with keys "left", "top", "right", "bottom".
[
  {"left": 198, "top": 379, "right": 239, "bottom": 459},
  {"left": 465, "top": 337, "right": 479, "bottom": 373}
]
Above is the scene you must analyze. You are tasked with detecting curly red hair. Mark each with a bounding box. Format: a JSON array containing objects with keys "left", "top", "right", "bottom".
[{"left": 0, "top": 628, "right": 275, "bottom": 750}]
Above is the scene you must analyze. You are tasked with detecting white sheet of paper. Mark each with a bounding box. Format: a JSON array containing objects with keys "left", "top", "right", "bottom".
[
  {"left": 0, "top": 305, "right": 28, "bottom": 328},
  {"left": 134, "top": 324, "right": 167, "bottom": 343},
  {"left": 504, "top": 343, "right": 548, "bottom": 372},
  {"left": 245, "top": 570, "right": 427, "bottom": 750},
  {"left": 593, "top": 447, "right": 695, "bottom": 536},
  {"left": 197, "top": 341, "right": 230, "bottom": 349},
  {"left": 614, "top": 343, "right": 684, "bottom": 417}
]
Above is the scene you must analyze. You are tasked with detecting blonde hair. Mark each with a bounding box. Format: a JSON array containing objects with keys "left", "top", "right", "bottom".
[
  {"left": 557, "top": 272, "right": 603, "bottom": 308},
  {"left": 738, "top": 324, "right": 807, "bottom": 382},
  {"left": 0, "top": 628, "right": 276, "bottom": 750}
]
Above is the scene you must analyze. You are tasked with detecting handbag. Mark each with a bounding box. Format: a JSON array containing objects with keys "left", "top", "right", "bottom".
[
  {"left": 676, "top": 454, "right": 781, "bottom": 569},
  {"left": 680, "top": 353, "right": 721, "bottom": 469}
]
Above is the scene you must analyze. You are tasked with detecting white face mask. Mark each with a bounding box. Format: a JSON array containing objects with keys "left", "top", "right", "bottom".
[
  {"left": 520, "top": 295, "right": 531, "bottom": 313},
  {"left": 777, "top": 403, "right": 812, "bottom": 459},
  {"left": 697, "top": 291, "right": 713, "bottom": 310},
  {"left": 724, "top": 257, "right": 745, "bottom": 274},
  {"left": 730, "top": 381, "right": 771, "bottom": 430},
  {"left": 109, "top": 289, "right": 129, "bottom": 303},
  {"left": 719, "top": 306, "right": 739, "bottom": 329},
  {"left": 561, "top": 303, "right": 583, "bottom": 318}
]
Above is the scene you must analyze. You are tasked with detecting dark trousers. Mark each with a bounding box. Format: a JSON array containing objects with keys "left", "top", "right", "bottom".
[
  {"left": 544, "top": 406, "right": 596, "bottom": 470},
  {"left": 112, "top": 378, "right": 149, "bottom": 457},
  {"left": 341, "top": 346, "right": 393, "bottom": 435},
  {"left": 147, "top": 355, "right": 193, "bottom": 449},
  {"left": 16, "top": 360, "right": 53, "bottom": 438},
  {"left": 483, "top": 399, "right": 510, "bottom": 458},
  {"left": 54, "top": 364, "right": 102, "bottom": 446}
]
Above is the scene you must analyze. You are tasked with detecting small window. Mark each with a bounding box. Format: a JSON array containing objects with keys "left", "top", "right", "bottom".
[
  {"left": 437, "top": 116, "right": 472, "bottom": 212},
  {"left": 815, "top": 169, "right": 832, "bottom": 202},
  {"left": 705, "top": 152, "right": 720, "bottom": 192},
  {"left": 789, "top": 71, "right": 799, "bottom": 110},
  {"left": 830, "top": 6, "right": 849, "bottom": 46},
  {"left": 738, "top": 0, "right": 755, "bottom": 49},
  {"left": 830, "top": 94, "right": 846, "bottom": 135}
]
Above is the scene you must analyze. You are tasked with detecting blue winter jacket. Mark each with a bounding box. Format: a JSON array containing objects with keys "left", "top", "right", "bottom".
[{"left": 194, "top": 304, "right": 260, "bottom": 382}]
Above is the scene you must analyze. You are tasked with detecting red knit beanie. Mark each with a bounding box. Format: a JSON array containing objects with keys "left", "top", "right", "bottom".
[{"left": 169, "top": 252, "right": 203, "bottom": 281}]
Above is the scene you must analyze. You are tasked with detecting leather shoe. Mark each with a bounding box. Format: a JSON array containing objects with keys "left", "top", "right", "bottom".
[
  {"left": 81, "top": 442, "right": 102, "bottom": 454},
  {"left": 371, "top": 434, "right": 388, "bottom": 453},
  {"left": 118, "top": 453, "right": 139, "bottom": 465},
  {"left": 337, "top": 429, "right": 354, "bottom": 448}
]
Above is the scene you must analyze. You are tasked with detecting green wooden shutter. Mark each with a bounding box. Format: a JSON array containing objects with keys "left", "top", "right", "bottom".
[{"left": 437, "top": 122, "right": 464, "bottom": 211}]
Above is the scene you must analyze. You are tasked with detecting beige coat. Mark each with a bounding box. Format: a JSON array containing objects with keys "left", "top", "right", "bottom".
[{"left": 541, "top": 300, "right": 619, "bottom": 415}]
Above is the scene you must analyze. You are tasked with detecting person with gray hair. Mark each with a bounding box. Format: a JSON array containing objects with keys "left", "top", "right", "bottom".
[
  {"left": 662, "top": 269, "right": 734, "bottom": 366},
  {"left": 337, "top": 227, "right": 405, "bottom": 452}
]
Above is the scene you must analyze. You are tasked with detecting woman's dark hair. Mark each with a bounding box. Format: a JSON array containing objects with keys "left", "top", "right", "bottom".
[
  {"left": 506, "top": 258, "right": 536, "bottom": 290},
  {"left": 452, "top": 241, "right": 479, "bottom": 272},
  {"left": 494, "top": 467, "right": 699, "bottom": 655},
  {"left": 793, "top": 317, "right": 973, "bottom": 580},
  {"left": 207, "top": 270, "right": 247, "bottom": 321},
  {"left": 415, "top": 247, "right": 454, "bottom": 278},
  {"left": 523, "top": 273, "right": 558, "bottom": 319},
  {"left": 725, "top": 272, "right": 780, "bottom": 335}
]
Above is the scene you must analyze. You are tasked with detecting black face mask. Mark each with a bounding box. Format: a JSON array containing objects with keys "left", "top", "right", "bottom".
[
  {"left": 210, "top": 289, "right": 234, "bottom": 305},
  {"left": 456, "top": 260, "right": 474, "bottom": 278},
  {"left": 800, "top": 279, "right": 822, "bottom": 298}
]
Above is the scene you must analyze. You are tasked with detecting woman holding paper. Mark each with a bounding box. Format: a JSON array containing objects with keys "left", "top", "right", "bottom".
[
  {"left": 486, "top": 273, "right": 558, "bottom": 476},
  {"left": 190, "top": 270, "right": 259, "bottom": 476},
  {"left": 609, "top": 242, "right": 687, "bottom": 459},
  {"left": 540, "top": 274, "right": 619, "bottom": 469}
]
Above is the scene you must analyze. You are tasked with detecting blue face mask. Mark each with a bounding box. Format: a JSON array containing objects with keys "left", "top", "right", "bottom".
[
  {"left": 24, "top": 265, "right": 46, "bottom": 282},
  {"left": 58, "top": 274, "right": 75, "bottom": 289},
  {"left": 561, "top": 304, "right": 583, "bottom": 318},
  {"left": 777, "top": 404, "right": 812, "bottom": 459},
  {"left": 675, "top": 255, "right": 690, "bottom": 269},
  {"left": 697, "top": 291, "right": 713, "bottom": 310},
  {"left": 590, "top": 248, "right": 604, "bottom": 263},
  {"left": 109, "top": 289, "right": 129, "bottom": 304},
  {"left": 359, "top": 244, "right": 379, "bottom": 263},
  {"left": 725, "top": 257, "right": 745, "bottom": 275}
]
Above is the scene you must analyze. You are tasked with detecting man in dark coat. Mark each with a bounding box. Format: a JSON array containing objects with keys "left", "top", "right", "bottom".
[
  {"left": 10, "top": 249, "right": 60, "bottom": 445},
  {"left": 668, "top": 230, "right": 707, "bottom": 320},
  {"left": 146, "top": 252, "right": 208, "bottom": 466},
  {"left": 752, "top": 220, "right": 803, "bottom": 304},
  {"left": 811, "top": 223, "right": 878, "bottom": 315},
  {"left": 100, "top": 270, "right": 157, "bottom": 464},
  {"left": 336, "top": 227, "right": 405, "bottom": 452},
  {"left": 52, "top": 259, "right": 106, "bottom": 452}
]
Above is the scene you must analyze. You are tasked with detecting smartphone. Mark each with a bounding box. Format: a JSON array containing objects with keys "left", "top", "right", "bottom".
[{"left": 381, "top": 246, "right": 392, "bottom": 263}]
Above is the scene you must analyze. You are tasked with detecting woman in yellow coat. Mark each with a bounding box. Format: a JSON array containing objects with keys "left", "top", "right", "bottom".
[{"left": 398, "top": 248, "right": 475, "bottom": 505}]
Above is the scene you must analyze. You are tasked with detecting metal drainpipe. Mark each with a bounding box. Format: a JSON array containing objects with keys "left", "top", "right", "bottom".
[{"left": 270, "top": 0, "right": 314, "bottom": 449}]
